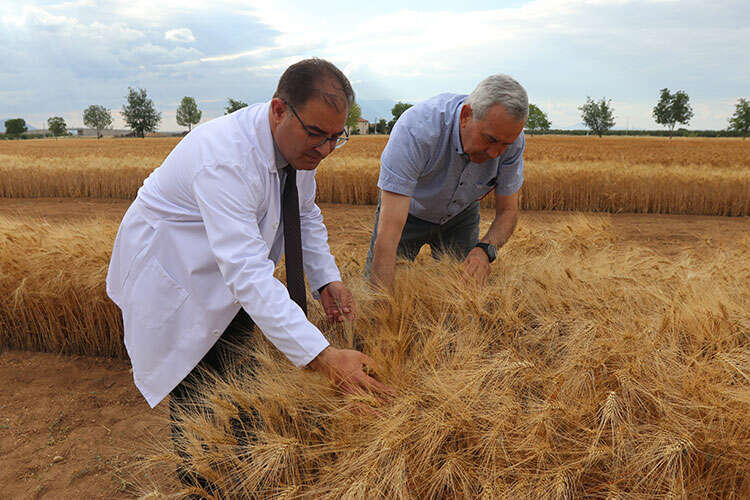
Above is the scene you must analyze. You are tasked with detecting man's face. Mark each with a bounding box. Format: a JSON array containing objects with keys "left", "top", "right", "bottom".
[
  {"left": 270, "top": 94, "right": 347, "bottom": 171},
  {"left": 459, "top": 103, "right": 525, "bottom": 164}
]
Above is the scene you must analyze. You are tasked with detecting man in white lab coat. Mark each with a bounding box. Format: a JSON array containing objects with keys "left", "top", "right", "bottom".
[{"left": 106, "top": 58, "right": 388, "bottom": 488}]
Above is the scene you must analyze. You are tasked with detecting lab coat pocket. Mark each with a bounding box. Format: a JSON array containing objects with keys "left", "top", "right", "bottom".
[{"left": 128, "top": 257, "right": 189, "bottom": 330}]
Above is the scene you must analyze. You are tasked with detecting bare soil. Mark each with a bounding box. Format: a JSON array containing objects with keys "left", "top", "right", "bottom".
[
  {"left": 0, "top": 350, "right": 166, "bottom": 499},
  {"left": 0, "top": 198, "right": 747, "bottom": 499}
]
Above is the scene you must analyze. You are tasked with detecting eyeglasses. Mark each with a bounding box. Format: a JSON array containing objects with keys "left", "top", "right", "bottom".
[{"left": 283, "top": 100, "right": 349, "bottom": 149}]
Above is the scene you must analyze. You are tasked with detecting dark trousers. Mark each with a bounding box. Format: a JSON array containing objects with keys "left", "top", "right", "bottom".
[
  {"left": 364, "top": 199, "right": 481, "bottom": 277},
  {"left": 170, "top": 308, "right": 258, "bottom": 495}
]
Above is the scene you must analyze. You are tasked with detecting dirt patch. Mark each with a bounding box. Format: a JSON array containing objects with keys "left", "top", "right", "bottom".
[
  {"left": 0, "top": 350, "right": 166, "bottom": 499},
  {"left": 1, "top": 198, "right": 746, "bottom": 256}
]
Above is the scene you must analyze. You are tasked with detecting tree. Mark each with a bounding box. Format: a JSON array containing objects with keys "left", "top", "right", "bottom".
[
  {"left": 387, "top": 101, "right": 413, "bottom": 132},
  {"left": 376, "top": 118, "right": 387, "bottom": 134},
  {"left": 121, "top": 87, "right": 161, "bottom": 138},
  {"left": 47, "top": 116, "right": 67, "bottom": 138},
  {"left": 391, "top": 101, "right": 412, "bottom": 121},
  {"left": 176, "top": 96, "right": 202, "bottom": 132},
  {"left": 727, "top": 98, "right": 750, "bottom": 139},
  {"left": 578, "top": 97, "right": 615, "bottom": 137},
  {"left": 225, "top": 98, "right": 248, "bottom": 115},
  {"left": 345, "top": 102, "right": 362, "bottom": 134},
  {"left": 83, "top": 105, "right": 113, "bottom": 139},
  {"left": 652, "top": 88, "right": 694, "bottom": 139},
  {"left": 4, "top": 118, "right": 27, "bottom": 137},
  {"left": 526, "top": 104, "right": 551, "bottom": 135}
]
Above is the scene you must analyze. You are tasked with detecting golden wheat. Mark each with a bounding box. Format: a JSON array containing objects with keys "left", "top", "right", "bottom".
[
  {"left": 0, "top": 217, "right": 125, "bottom": 356},
  {"left": 0, "top": 136, "right": 179, "bottom": 159},
  {"left": 1, "top": 136, "right": 749, "bottom": 215},
  {"left": 145, "top": 221, "right": 749, "bottom": 498},
  {"left": 316, "top": 134, "right": 750, "bottom": 168},
  {"left": 1, "top": 205, "right": 748, "bottom": 497},
  {"left": 315, "top": 158, "right": 750, "bottom": 215}
]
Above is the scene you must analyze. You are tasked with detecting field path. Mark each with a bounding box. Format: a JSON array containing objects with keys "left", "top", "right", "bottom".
[{"left": 1, "top": 198, "right": 747, "bottom": 255}]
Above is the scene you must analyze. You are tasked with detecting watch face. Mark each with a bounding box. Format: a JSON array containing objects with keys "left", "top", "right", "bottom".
[
  {"left": 478, "top": 243, "right": 497, "bottom": 262},
  {"left": 486, "top": 244, "right": 497, "bottom": 262}
]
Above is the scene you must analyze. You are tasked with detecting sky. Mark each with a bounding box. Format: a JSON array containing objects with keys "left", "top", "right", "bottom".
[{"left": 1, "top": 0, "right": 748, "bottom": 131}]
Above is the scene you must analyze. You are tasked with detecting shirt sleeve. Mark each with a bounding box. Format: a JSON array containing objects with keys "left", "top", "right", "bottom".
[
  {"left": 495, "top": 131, "right": 525, "bottom": 196},
  {"left": 377, "top": 117, "right": 426, "bottom": 197},
  {"left": 191, "top": 162, "right": 329, "bottom": 367},
  {"left": 297, "top": 170, "right": 342, "bottom": 297}
]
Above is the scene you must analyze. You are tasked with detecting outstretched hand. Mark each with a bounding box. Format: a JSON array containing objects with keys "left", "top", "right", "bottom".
[
  {"left": 320, "top": 281, "right": 356, "bottom": 322},
  {"left": 463, "top": 247, "right": 490, "bottom": 285},
  {"left": 308, "top": 346, "right": 394, "bottom": 397}
]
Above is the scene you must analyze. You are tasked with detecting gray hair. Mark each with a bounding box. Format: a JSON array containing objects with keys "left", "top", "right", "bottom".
[{"left": 465, "top": 74, "right": 529, "bottom": 122}]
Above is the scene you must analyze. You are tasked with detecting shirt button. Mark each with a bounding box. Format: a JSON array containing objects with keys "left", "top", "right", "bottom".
[
  {"left": 273, "top": 221, "right": 279, "bottom": 229},
  {"left": 212, "top": 329, "right": 221, "bottom": 337},
  {"left": 233, "top": 298, "right": 240, "bottom": 304},
  {"left": 459, "top": 182, "right": 464, "bottom": 186}
]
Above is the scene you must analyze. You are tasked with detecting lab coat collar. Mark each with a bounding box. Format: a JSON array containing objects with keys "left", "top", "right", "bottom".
[
  {"left": 272, "top": 137, "right": 289, "bottom": 172},
  {"left": 237, "top": 100, "right": 277, "bottom": 172}
]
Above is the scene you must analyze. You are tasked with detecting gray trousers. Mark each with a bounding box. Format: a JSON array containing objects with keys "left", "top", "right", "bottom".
[{"left": 364, "top": 200, "right": 481, "bottom": 277}]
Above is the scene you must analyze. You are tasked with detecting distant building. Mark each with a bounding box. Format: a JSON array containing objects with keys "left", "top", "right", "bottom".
[
  {"left": 356, "top": 117, "right": 369, "bottom": 135},
  {"left": 74, "top": 128, "right": 130, "bottom": 137}
]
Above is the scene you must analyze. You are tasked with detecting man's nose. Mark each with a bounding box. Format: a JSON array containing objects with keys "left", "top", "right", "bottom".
[
  {"left": 315, "top": 140, "right": 336, "bottom": 156},
  {"left": 486, "top": 145, "right": 507, "bottom": 159}
]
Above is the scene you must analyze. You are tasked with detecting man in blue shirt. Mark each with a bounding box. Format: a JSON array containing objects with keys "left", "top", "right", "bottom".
[{"left": 366, "top": 74, "right": 528, "bottom": 291}]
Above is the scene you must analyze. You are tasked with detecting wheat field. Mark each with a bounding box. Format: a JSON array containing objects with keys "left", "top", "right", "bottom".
[
  {"left": 134, "top": 214, "right": 748, "bottom": 498},
  {"left": 2, "top": 206, "right": 749, "bottom": 497},
  {"left": 1, "top": 134, "right": 749, "bottom": 497},
  {"left": 1, "top": 136, "right": 748, "bottom": 215}
]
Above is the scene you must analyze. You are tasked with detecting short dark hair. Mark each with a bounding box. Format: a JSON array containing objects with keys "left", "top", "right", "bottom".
[{"left": 273, "top": 58, "right": 355, "bottom": 113}]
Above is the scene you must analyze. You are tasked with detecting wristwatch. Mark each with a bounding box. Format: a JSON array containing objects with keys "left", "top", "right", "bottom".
[{"left": 475, "top": 242, "right": 497, "bottom": 263}]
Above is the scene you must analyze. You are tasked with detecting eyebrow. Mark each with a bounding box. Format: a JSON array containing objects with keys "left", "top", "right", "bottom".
[
  {"left": 309, "top": 124, "right": 345, "bottom": 137},
  {"left": 486, "top": 133, "right": 513, "bottom": 146}
]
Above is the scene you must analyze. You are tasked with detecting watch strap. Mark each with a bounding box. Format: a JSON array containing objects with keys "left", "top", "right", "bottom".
[{"left": 475, "top": 242, "right": 497, "bottom": 263}]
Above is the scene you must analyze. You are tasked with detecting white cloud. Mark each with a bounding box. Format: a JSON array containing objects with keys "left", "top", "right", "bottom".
[
  {"left": 84, "top": 21, "right": 145, "bottom": 42},
  {"left": 165, "top": 28, "right": 195, "bottom": 43},
  {"left": 1, "top": 5, "right": 75, "bottom": 27},
  {"left": 46, "top": 0, "right": 96, "bottom": 10},
  {"left": 123, "top": 43, "right": 203, "bottom": 65},
  {"left": 1, "top": 0, "right": 747, "bottom": 130},
  {"left": 112, "top": 0, "right": 261, "bottom": 22}
]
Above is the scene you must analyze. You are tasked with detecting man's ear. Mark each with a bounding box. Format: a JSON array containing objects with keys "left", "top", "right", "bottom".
[
  {"left": 270, "top": 98, "right": 286, "bottom": 124},
  {"left": 460, "top": 104, "right": 473, "bottom": 126}
]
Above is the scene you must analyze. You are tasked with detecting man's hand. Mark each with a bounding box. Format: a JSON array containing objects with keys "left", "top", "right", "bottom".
[
  {"left": 463, "top": 246, "right": 491, "bottom": 284},
  {"left": 320, "top": 281, "right": 355, "bottom": 322},
  {"left": 307, "top": 346, "right": 394, "bottom": 396}
]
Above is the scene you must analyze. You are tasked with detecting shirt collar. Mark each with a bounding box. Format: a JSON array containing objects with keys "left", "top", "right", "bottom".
[
  {"left": 451, "top": 99, "right": 469, "bottom": 161},
  {"left": 272, "top": 137, "right": 289, "bottom": 172}
]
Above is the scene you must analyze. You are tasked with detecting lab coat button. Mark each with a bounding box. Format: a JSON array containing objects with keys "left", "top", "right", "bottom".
[{"left": 212, "top": 329, "right": 221, "bottom": 337}]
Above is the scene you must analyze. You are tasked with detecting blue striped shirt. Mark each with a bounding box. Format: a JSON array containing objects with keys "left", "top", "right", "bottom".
[{"left": 378, "top": 93, "right": 525, "bottom": 224}]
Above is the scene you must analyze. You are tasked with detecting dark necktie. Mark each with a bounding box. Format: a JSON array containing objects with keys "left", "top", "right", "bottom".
[{"left": 282, "top": 166, "right": 307, "bottom": 315}]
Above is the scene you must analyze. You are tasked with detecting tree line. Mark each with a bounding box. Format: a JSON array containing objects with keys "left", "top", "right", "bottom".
[
  {"left": 527, "top": 91, "right": 749, "bottom": 139},
  {"left": 2, "top": 89, "right": 749, "bottom": 139}
]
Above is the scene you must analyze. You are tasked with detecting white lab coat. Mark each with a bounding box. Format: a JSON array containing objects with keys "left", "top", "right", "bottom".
[{"left": 106, "top": 102, "right": 340, "bottom": 408}]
